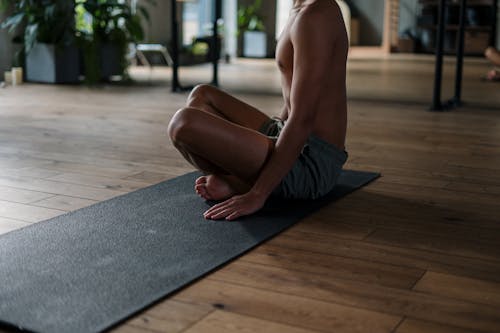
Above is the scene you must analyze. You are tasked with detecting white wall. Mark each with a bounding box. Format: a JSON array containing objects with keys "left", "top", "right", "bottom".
[
  {"left": 399, "top": 0, "right": 419, "bottom": 35},
  {"left": 276, "top": 0, "right": 292, "bottom": 39},
  {"left": 223, "top": 0, "right": 238, "bottom": 58}
]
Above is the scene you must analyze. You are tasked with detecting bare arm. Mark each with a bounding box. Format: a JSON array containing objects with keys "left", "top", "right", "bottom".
[
  {"left": 279, "top": 105, "right": 288, "bottom": 121},
  {"left": 204, "top": 9, "right": 337, "bottom": 220},
  {"left": 251, "top": 11, "right": 334, "bottom": 197}
]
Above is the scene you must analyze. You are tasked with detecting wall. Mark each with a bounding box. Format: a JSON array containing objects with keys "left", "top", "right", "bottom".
[
  {"left": 345, "top": 0, "right": 385, "bottom": 46},
  {"left": 398, "top": 0, "right": 419, "bottom": 36},
  {"left": 224, "top": 0, "right": 238, "bottom": 58},
  {"left": 139, "top": 0, "right": 172, "bottom": 44}
]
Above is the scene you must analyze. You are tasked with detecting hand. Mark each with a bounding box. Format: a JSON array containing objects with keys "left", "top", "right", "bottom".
[{"left": 203, "top": 191, "right": 267, "bottom": 221}]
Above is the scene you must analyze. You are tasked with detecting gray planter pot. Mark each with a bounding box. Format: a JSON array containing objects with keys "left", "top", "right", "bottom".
[
  {"left": 26, "top": 43, "right": 79, "bottom": 83},
  {"left": 243, "top": 31, "right": 267, "bottom": 58}
]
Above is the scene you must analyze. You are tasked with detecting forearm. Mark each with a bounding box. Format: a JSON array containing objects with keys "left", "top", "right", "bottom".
[{"left": 251, "top": 118, "right": 312, "bottom": 197}]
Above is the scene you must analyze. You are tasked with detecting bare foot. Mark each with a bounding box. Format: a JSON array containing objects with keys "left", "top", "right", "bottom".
[
  {"left": 195, "top": 175, "right": 236, "bottom": 201},
  {"left": 486, "top": 69, "right": 500, "bottom": 81}
]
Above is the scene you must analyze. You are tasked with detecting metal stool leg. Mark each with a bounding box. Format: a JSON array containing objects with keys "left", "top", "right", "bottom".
[
  {"left": 450, "top": 0, "right": 467, "bottom": 107},
  {"left": 431, "top": 0, "right": 447, "bottom": 111}
]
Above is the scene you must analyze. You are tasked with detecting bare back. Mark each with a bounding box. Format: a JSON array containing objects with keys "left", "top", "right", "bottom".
[{"left": 276, "top": 0, "right": 348, "bottom": 149}]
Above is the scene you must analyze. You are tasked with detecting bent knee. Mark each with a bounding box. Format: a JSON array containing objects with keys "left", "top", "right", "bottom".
[
  {"left": 187, "top": 84, "right": 214, "bottom": 106},
  {"left": 168, "top": 108, "right": 199, "bottom": 144}
]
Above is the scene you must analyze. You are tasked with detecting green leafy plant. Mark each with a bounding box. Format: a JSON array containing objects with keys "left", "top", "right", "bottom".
[
  {"left": 237, "top": 0, "right": 265, "bottom": 34},
  {"left": 75, "top": 0, "right": 153, "bottom": 83},
  {"left": 1, "top": 0, "right": 76, "bottom": 67}
]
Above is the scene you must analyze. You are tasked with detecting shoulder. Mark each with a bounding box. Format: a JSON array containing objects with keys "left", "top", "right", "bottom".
[{"left": 291, "top": 2, "right": 345, "bottom": 40}]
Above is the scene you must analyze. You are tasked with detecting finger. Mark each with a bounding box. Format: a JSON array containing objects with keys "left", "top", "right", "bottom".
[
  {"left": 204, "top": 202, "right": 233, "bottom": 219},
  {"left": 204, "top": 202, "right": 228, "bottom": 216},
  {"left": 226, "top": 211, "right": 241, "bottom": 221},
  {"left": 209, "top": 208, "right": 234, "bottom": 220},
  {"left": 204, "top": 203, "right": 228, "bottom": 216},
  {"left": 205, "top": 198, "right": 236, "bottom": 214}
]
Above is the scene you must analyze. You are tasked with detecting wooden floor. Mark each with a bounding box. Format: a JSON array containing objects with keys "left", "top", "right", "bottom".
[{"left": 0, "top": 55, "right": 499, "bottom": 333}]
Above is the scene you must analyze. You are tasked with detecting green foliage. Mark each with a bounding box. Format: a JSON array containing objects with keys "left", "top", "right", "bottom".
[
  {"left": 0, "top": 0, "right": 76, "bottom": 53},
  {"left": 191, "top": 40, "right": 209, "bottom": 56},
  {"left": 0, "top": 0, "right": 153, "bottom": 85},
  {"left": 75, "top": 0, "right": 150, "bottom": 44},
  {"left": 75, "top": 0, "right": 153, "bottom": 84},
  {"left": 237, "top": 0, "right": 265, "bottom": 34}
]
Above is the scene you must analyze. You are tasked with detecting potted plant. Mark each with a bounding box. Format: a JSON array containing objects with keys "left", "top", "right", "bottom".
[
  {"left": 0, "top": 0, "right": 79, "bottom": 83},
  {"left": 238, "top": 0, "right": 266, "bottom": 58},
  {"left": 75, "top": 0, "right": 152, "bottom": 83}
]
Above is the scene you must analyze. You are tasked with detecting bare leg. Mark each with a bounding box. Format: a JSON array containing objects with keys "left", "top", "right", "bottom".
[
  {"left": 168, "top": 105, "right": 274, "bottom": 200},
  {"left": 485, "top": 47, "right": 500, "bottom": 66},
  {"left": 169, "top": 85, "right": 275, "bottom": 200},
  {"left": 186, "top": 84, "right": 271, "bottom": 130}
]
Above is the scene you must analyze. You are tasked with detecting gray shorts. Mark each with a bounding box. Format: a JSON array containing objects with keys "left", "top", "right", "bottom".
[{"left": 259, "top": 117, "right": 348, "bottom": 200}]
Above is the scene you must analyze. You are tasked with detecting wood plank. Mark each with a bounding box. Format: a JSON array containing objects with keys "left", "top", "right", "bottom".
[
  {"left": 288, "top": 215, "right": 375, "bottom": 240},
  {"left": 414, "top": 272, "right": 500, "bottom": 308},
  {"left": 363, "top": 182, "right": 499, "bottom": 217},
  {"left": 183, "top": 310, "right": 320, "bottom": 333},
  {"left": 40, "top": 161, "right": 140, "bottom": 178},
  {"left": 205, "top": 261, "right": 500, "bottom": 332},
  {"left": 124, "top": 171, "right": 173, "bottom": 183},
  {"left": 0, "top": 175, "right": 126, "bottom": 201},
  {"left": 110, "top": 324, "right": 162, "bottom": 333},
  {"left": 326, "top": 190, "right": 500, "bottom": 231},
  {"left": 309, "top": 207, "right": 500, "bottom": 244},
  {"left": 32, "top": 195, "right": 98, "bottom": 211},
  {"left": 119, "top": 300, "right": 213, "bottom": 333},
  {"left": 365, "top": 228, "right": 500, "bottom": 262},
  {"left": 174, "top": 279, "right": 401, "bottom": 333},
  {"left": 0, "top": 200, "right": 64, "bottom": 223},
  {"left": 240, "top": 244, "right": 424, "bottom": 289},
  {"left": 0, "top": 167, "right": 62, "bottom": 179},
  {"left": 0, "top": 185, "right": 54, "bottom": 204},
  {"left": 396, "top": 318, "right": 478, "bottom": 333},
  {"left": 348, "top": 161, "right": 500, "bottom": 188},
  {"left": 46, "top": 172, "right": 150, "bottom": 191},
  {"left": 268, "top": 231, "right": 500, "bottom": 283}
]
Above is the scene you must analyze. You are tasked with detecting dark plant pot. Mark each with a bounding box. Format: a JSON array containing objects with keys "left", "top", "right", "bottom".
[
  {"left": 26, "top": 43, "right": 79, "bottom": 83},
  {"left": 100, "top": 43, "right": 122, "bottom": 78},
  {"left": 179, "top": 53, "right": 208, "bottom": 66}
]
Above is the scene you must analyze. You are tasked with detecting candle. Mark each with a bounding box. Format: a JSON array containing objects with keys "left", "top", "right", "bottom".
[
  {"left": 4, "top": 71, "right": 12, "bottom": 85},
  {"left": 11, "top": 67, "right": 23, "bottom": 86}
]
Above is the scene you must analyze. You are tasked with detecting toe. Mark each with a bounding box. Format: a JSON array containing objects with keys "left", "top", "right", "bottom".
[
  {"left": 195, "top": 176, "right": 207, "bottom": 185},
  {"left": 195, "top": 184, "right": 211, "bottom": 200}
]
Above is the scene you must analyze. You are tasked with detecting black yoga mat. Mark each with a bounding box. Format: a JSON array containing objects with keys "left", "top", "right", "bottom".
[{"left": 0, "top": 170, "right": 379, "bottom": 333}]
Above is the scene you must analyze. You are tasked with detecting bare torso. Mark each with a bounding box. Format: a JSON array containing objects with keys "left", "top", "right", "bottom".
[{"left": 276, "top": 0, "right": 348, "bottom": 150}]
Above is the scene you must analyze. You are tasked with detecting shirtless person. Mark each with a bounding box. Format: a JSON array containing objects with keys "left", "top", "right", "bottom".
[{"left": 168, "top": 0, "right": 348, "bottom": 220}]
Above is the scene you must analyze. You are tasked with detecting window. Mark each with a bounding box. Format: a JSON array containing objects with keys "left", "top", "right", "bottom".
[{"left": 183, "top": 0, "right": 214, "bottom": 45}]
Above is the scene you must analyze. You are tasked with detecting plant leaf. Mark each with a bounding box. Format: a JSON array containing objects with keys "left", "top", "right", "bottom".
[
  {"left": 24, "top": 23, "right": 38, "bottom": 54},
  {"left": 1, "top": 12, "right": 25, "bottom": 32}
]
